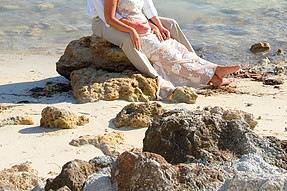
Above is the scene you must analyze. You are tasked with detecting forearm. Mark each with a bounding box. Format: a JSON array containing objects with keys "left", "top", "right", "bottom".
[
  {"left": 105, "top": 16, "right": 135, "bottom": 33},
  {"left": 150, "top": 16, "right": 164, "bottom": 28}
]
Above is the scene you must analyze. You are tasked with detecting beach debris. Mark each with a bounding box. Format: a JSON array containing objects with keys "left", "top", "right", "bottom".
[
  {"left": 263, "top": 76, "right": 284, "bottom": 85},
  {"left": 29, "top": 82, "right": 71, "bottom": 98},
  {"left": 69, "top": 132, "right": 130, "bottom": 157},
  {"left": 70, "top": 68, "right": 157, "bottom": 103},
  {"left": 45, "top": 156, "right": 114, "bottom": 191},
  {"left": 143, "top": 108, "right": 286, "bottom": 169},
  {"left": 250, "top": 42, "right": 271, "bottom": 54},
  {"left": 0, "top": 105, "right": 15, "bottom": 114},
  {"left": 40, "top": 106, "right": 89, "bottom": 129},
  {"left": 113, "top": 102, "right": 164, "bottom": 129},
  {"left": 0, "top": 162, "right": 43, "bottom": 191},
  {"left": 56, "top": 36, "right": 135, "bottom": 80},
  {"left": 0, "top": 116, "right": 34, "bottom": 127},
  {"left": 168, "top": 86, "right": 198, "bottom": 104}
]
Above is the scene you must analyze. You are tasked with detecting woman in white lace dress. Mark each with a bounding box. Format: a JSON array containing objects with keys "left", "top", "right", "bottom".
[{"left": 104, "top": 0, "right": 240, "bottom": 98}]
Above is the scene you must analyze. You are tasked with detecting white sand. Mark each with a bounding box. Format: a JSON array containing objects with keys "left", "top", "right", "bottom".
[{"left": 0, "top": 53, "right": 286, "bottom": 178}]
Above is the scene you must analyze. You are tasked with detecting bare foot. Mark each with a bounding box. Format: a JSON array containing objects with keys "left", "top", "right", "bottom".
[
  {"left": 215, "top": 65, "right": 240, "bottom": 78},
  {"left": 209, "top": 75, "right": 235, "bottom": 88}
]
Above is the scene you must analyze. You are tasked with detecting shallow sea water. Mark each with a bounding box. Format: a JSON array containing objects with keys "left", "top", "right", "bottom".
[{"left": 0, "top": 0, "right": 286, "bottom": 64}]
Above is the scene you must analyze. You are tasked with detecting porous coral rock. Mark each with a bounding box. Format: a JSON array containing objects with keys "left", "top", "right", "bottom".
[
  {"left": 0, "top": 162, "right": 42, "bottom": 191},
  {"left": 143, "top": 108, "right": 286, "bottom": 168},
  {"left": 69, "top": 132, "right": 130, "bottom": 157},
  {"left": 56, "top": 36, "right": 135, "bottom": 79},
  {"left": 70, "top": 68, "right": 157, "bottom": 103},
  {"left": 0, "top": 116, "right": 34, "bottom": 127},
  {"left": 113, "top": 102, "right": 164, "bottom": 129},
  {"left": 168, "top": 86, "right": 198, "bottom": 104},
  {"left": 40, "top": 106, "right": 89, "bottom": 129}
]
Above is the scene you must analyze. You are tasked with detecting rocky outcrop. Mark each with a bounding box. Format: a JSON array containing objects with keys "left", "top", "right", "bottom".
[
  {"left": 250, "top": 42, "right": 271, "bottom": 54},
  {"left": 168, "top": 87, "right": 198, "bottom": 104},
  {"left": 0, "top": 162, "right": 42, "bottom": 191},
  {"left": 113, "top": 102, "right": 164, "bottom": 129},
  {"left": 45, "top": 156, "right": 114, "bottom": 191},
  {"left": 70, "top": 68, "right": 157, "bottom": 103},
  {"left": 57, "top": 36, "right": 199, "bottom": 104},
  {"left": 56, "top": 36, "right": 135, "bottom": 79},
  {"left": 0, "top": 116, "right": 34, "bottom": 127},
  {"left": 143, "top": 107, "right": 286, "bottom": 168},
  {"left": 40, "top": 106, "right": 89, "bottom": 129},
  {"left": 69, "top": 132, "right": 131, "bottom": 157}
]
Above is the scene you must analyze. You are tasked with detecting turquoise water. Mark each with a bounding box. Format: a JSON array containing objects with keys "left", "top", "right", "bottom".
[{"left": 0, "top": 0, "right": 286, "bottom": 64}]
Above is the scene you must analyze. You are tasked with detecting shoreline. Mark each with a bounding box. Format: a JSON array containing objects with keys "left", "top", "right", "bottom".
[{"left": 0, "top": 52, "right": 286, "bottom": 180}]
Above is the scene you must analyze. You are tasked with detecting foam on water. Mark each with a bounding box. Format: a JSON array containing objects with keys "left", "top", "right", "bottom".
[{"left": 0, "top": 0, "right": 286, "bottom": 64}]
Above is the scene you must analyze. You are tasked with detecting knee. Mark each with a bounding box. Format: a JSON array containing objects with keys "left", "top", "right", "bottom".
[{"left": 168, "top": 18, "right": 179, "bottom": 29}]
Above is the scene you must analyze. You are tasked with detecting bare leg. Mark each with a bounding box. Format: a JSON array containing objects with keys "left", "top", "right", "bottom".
[{"left": 215, "top": 65, "right": 240, "bottom": 78}]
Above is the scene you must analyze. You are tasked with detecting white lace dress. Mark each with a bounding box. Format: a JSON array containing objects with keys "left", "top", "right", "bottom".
[{"left": 117, "top": 0, "right": 218, "bottom": 96}]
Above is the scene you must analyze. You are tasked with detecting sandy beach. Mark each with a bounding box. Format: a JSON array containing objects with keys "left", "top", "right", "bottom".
[{"left": 0, "top": 53, "right": 286, "bottom": 181}]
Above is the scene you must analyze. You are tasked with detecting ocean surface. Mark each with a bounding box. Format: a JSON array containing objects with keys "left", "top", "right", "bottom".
[{"left": 0, "top": 0, "right": 286, "bottom": 64}]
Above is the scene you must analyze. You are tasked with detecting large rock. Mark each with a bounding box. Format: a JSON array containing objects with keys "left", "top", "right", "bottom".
[
  {"left": 40, "top": 106, "right": 89, "bottom": 129},
  {"left": 143, "top": 107, "right": 287, "bottom": 168},
  {"left": 113, "top": 102, "right": 164, "bottom": 129},
  {"left": 0, "top": 162, "right": 42, "bottom": 191},
  {"left": 111, "top": 150, "right": 179, "bottom": 191},
  {"left": 56, "top": 36, "right": 136, "bottom": 79},
  {"left": 45, "top": 156, "right": 114, "bottom": 191},
  {"left": 70, "top": 68, "right": 157, "bottom": 103}
]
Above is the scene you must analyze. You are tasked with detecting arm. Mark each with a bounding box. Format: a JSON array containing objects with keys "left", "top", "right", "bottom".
[
  {"left": 119, "top": 18, "right": 151, "bottom": 34},
  {"left": 104, "top": 0, "right": 141, "bottom": 49}
]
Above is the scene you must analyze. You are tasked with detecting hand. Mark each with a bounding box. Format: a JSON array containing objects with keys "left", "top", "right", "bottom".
[
  {"left": 129, "top": 29, "right": 141, "bottom": 50},
  {"left": 158, "top": 26, "right": 170, "bottom": 40},
  {"left": 152, "top": 27, "right": 163, "bottom": 42},
  {"left": 134, "top": 21, "right": 151, "bottom": 34}
]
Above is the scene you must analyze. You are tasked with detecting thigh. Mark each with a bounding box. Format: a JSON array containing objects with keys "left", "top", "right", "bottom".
[
  {"left": 158, "top": 17, "right": 177, "bottom": 31},
  {"left": 92, "top": 18, "right": 130, "bottom": 47}
]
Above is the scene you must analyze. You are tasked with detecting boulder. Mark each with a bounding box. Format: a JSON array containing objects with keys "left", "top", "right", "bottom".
[
  {"left": 70, "top": 68, "right": 157, "bottom": 103},
  {"left": 113, "top": 102, "right": 164, "bottom": 129},
  {"left": 56, "top": 36, "right": 135, "bottom": 79},
  {"left": 45, "top": 156, "right": 114, "bottom": 191},
  {"left": 250, "top": 42, "right": 271, "bottom": 54},
  {"left": 168, "top": 87, "right": 198, "bottom": 104},
  {"left": 143, "top": 107, "right": 287, "bottom": 168},
  {"left": 0, "top": 162, "right": 42, "bottom": 191},
  {"left": 111, "top": 150, "right": 179, "bottom": 191},
  {"left": 40, "top": 106, "right": 89, "bottom": 129}
]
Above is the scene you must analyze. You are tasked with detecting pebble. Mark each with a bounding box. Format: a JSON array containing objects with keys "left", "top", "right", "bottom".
[{"left": 37, "top": 3, "right": 54, "bottom": 11}]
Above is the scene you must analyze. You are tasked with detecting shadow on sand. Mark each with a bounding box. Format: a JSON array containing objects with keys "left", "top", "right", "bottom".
[
  {"left": 0, "top": 76, "right": 76, "bottom": 104},
  {"left": 18, "top": 126, "right": 62, "bottom": 134}
]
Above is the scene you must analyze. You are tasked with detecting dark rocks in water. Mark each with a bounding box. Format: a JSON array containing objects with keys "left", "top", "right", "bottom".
[
  {"left": 276, "top": 48, "right": 284, "bottom": 55},
  {"left": 250, "top": 42, "right": 271, "bottom": 54},
  {"left": 143, "top": 107, "right": 287, "bottom": 169},
  {"left": 56, "top": 36, "right": 136, "bottom": 80},
  {"left": 45, "top": 156, "right": 114, "bottom": 191},
  {"left": 113, "top": 102, "right": 164, "bottom": 129}
]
